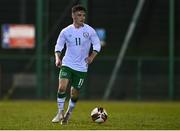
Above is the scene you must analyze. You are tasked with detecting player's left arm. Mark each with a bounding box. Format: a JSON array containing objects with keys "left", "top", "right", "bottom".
[
  {"left": 86, "top": 29, "right": 101, "bottom": 64},
  {"left": 86, "top": 50, "right": 98, "bottom": 64}
]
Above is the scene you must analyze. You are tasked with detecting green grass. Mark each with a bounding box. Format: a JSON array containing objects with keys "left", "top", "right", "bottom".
[{"left": 0, "top": 100, "right": 180, "bottom": 130}]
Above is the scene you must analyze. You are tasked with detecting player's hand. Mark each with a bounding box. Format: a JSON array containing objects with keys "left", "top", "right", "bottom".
[
  {"left": 55, "top": 58, "right": 62, "bottom": 68},
  {"left": 85, "top": 57, "right": 93, "bottom": 64}
]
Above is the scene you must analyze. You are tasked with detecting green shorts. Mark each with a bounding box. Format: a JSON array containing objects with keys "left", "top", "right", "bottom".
[{"left": 59, "top": 66, "right": 87, "bottom": 90}]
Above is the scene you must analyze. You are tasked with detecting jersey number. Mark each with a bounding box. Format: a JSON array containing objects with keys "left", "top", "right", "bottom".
[
  {"left": 75, "top": 38, "right": 81, "bottom": 45},
  {"left": 78, "top": 78, "right": 84, "bottom": 87}
]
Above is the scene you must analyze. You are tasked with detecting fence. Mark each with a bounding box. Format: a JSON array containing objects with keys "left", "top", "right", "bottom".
[{"left": 0, "top": 56, "right": 180, "bottom": 100}]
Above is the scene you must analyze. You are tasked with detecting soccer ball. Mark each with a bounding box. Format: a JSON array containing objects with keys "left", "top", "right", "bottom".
[{"left": 90, "top": 107, "right": 108, "bottom": 123}]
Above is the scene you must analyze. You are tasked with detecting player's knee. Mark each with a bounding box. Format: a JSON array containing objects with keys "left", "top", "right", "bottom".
[{"left": 58, "top": 84, "right": 66, "bottom": 93}]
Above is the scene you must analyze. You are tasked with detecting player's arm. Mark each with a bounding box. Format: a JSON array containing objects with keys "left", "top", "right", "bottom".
[
  {"left": 86, "top": 29, "right": 101, "bottom": 64},
  {"left": 85, "top": 50, "right": 98, "bottom": 64},
  {"left": 54, "top": 30, "right": 65, "bottom": 67},
  {"left": 55, "top": 51, "right": 62, "bottom": 67}
]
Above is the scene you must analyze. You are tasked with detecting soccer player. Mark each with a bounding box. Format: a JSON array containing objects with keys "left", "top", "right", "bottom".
[{"left": 52, "top": 4, "right": 101, "bottom": 124}]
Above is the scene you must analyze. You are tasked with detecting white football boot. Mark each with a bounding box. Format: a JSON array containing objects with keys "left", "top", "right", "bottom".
[
  {"left": 61, "top": 111, "right": 71, "bottom": 125},
  {"left": 52, "top": 111, "right": 64, "bottom": 123}
]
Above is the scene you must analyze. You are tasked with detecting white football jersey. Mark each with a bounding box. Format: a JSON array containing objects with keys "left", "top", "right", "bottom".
[{"left": 55, "top": 24, "right": 101, "bottom": 72}]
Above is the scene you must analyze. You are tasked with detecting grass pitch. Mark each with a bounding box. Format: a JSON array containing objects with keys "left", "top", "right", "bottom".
[{"left": 0, "top": 100, "right": 180, "bottom": 130}]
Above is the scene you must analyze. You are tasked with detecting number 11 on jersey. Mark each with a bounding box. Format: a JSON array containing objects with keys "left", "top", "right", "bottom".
[{"left": 75, "top": 38, "right": 81, "bottom": 45}]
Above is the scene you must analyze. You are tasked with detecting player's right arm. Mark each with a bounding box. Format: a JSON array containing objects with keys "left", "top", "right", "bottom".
[
  {"left": 55, "top": 51, "right": 62, "bottom": 67},
  {"left": 54, "top": 30, "right": 66, "bottom": 67}
]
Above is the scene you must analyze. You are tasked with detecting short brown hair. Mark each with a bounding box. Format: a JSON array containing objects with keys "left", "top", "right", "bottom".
[{"left": 72, "top": 5, "right": 86, "bottom": 13}]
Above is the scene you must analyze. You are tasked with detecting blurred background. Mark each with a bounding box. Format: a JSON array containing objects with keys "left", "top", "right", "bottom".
[{"left": 0, "top": 0, "right": 179, "bottom": 101}]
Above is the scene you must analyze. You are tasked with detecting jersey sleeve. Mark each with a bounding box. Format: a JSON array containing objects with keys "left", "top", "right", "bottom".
[
  {"left": 55, "top": 30, "right": 66, "bottom": 52},
  {"left": 90, "top": 29, "right": 101, "bottom": 53}
]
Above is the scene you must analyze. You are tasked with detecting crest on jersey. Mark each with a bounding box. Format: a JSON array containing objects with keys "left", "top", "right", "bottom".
[{"left": 83, "top": 32, "right": 89, "bottom": 38}]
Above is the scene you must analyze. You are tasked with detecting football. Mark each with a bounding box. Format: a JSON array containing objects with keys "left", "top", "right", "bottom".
[{"left": 90, "top": 107, "right": 108, "bottom": 123}]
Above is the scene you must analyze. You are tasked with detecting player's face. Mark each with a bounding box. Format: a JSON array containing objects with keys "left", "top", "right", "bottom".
[{"left": 72, "top": 11, "right": 86, "bottom": 27}]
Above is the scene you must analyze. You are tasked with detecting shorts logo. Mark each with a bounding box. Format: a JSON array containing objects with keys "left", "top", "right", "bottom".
[{"left": 61, "top": 72, "right": 68, "bottom": 76}]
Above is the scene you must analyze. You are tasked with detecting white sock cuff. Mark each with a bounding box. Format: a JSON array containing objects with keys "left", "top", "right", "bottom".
[
  {"left": 57, "top": 97, "right": 66, "bottom": 102},
  {"left": 69, "top": 99, "right": 75, "bottom": 108}
]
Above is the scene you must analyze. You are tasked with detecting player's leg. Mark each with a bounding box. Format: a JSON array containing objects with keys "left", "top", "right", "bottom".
[
  {"left": 52, "top": 66, "right": 71, "bottom": 123},
  {"left": 52, "top": 79, "right": 69, "bottom": 123},
  {"left": 67, "top": 87, "right": 79, "bottom": 113},
  {"left": 61, "top": 70, "right": 86, "bottom": 124},
  {"left": 61, "top": 87, "right": 79, "bottom": 124}
]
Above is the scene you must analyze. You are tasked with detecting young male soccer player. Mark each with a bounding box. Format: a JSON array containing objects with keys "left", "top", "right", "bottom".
[{"left": 52, "top": 4, "right": 101, "bottom": 124}]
